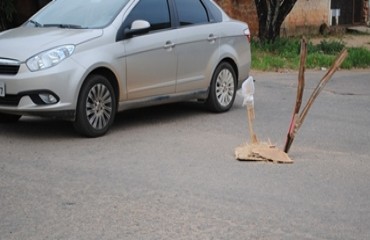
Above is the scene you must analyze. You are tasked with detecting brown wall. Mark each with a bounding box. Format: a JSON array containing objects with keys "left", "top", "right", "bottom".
[
  {"left": 13, "top": 0, "right": 40, "bottom": 26},
  {"left": 11, "top": 0, "right": 51, "bottom": 27},
  {"left": 215, "top": 0, "right": 330, "bottom": 37},
  {"left": 282, "top": 0, "right": 330, "bottom": 36},
  {"left": 216, "top": 0, "right": 369, "bottom": 37},
  {"left": 215, "top": 0, "right": 259, "bottom": 37}
]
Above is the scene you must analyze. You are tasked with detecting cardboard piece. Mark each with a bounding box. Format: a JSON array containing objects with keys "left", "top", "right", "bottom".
[{"left": 235, "top": 142, "right": 293, "bottom": 164}]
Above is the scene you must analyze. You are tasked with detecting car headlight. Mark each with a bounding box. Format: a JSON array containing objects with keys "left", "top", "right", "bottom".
[{"left": 26, "top": 45, "right": 75, "bottom": 72}]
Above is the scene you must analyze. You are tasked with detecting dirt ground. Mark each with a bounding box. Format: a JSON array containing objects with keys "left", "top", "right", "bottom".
[{"left": 310, "top": 34, "right": 370, "bottom": 50}]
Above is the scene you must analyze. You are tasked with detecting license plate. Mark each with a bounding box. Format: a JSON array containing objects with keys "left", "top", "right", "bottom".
[{"left": 0, "top": 82, "right": 5, "bottom": 97}]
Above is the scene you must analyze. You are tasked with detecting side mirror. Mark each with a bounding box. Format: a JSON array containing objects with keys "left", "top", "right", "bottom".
[{"left": 124, "top": 20, "right": 151, "bottom": 38}]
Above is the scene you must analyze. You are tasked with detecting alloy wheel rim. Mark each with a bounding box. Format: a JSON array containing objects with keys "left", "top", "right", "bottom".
[
  {"left": 86, "top": 83, "right": 113, "bottom": 130},
  {"left": 216, "top": 69, "right": 234, "bottom": 107}
]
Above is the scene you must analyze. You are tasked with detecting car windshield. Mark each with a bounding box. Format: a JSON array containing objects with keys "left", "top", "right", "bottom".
[{"left": 29, "top": 0, "right": 130, "bottom": 29}]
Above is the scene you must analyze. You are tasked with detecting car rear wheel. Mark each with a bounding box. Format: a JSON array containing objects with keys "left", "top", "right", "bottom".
[
  {"left": 0, "top": 113, "right": 21, "bottom": 123},
  {"left": 74, "top": 74, "right": 116, "bottom": 137},
  {"left": 206, "top": 62, "right": 237, "bottom": 112}
]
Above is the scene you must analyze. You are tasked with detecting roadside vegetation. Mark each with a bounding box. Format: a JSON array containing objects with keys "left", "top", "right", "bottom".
[{"left": 251, "top": 36, "right": 370, "bottom": 71}]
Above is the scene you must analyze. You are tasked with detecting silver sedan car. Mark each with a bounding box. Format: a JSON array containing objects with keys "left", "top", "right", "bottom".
[{"left": 0, "top": 0, "right": 251, "bottom": 137}]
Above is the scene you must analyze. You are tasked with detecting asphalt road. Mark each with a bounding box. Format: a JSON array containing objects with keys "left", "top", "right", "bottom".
[{"left": 1, "top": 70, "right": 369, "bottom": 240}]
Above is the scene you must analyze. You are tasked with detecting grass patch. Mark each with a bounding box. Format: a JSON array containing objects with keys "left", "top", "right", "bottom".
[
  {"left": 342, "top": 47, "right": 370, "bottom": 69},
  {"left": 252, "top": 51, "right": 299, "bottom": 71},
  {"left": 306, "top": 53, "right": 336, "bottom": 69},
  {"left": 251, "top": 37, "right": 370, "bottom": 71}
]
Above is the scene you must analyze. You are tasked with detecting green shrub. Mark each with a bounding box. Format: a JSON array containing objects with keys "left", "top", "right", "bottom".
[
  {"left": 252, "top": 38, "right": 300, "bottom": 58},
  {"left": 251, "top": 37, "right": 370, "bottom": 70},
  {"left": 306, "top": 53, "right": 336, "bottom": 69},
  {"left": 342, "top": 47, "right": 370, "bottom": 69},
  {"left": 316, "top": 40, "right": 345, "bottom": 54}
]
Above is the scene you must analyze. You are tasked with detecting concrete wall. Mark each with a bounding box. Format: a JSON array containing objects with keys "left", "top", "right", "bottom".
[
  {"left": 215, "top": 0, "right": 331, "bottom": 37},
  {"left": 281, "top": 0, "right": 331, "bottom": 36}
]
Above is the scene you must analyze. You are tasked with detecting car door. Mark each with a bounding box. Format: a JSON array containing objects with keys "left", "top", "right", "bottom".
[
  {"left": 173, "top": 0, "right": 220, "bottom": 93},
  {"left": 123, "top": 0, "right": 177, "bottom": 100}
]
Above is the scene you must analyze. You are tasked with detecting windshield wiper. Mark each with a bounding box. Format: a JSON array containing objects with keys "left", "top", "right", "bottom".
[
  {"left": 43, "top": 24, "right": 85, "bottom": 29},
  {"left": 28, "top": 19, "right": 43, "bottom": 27}
]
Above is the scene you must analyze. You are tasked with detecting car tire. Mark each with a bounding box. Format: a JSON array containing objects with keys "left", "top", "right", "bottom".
[
  {"left": 206, "top": 62, "right": 237, "bottom": 112},
  {"left": 73, "top": 74, "right": 116, "bottom": 137},
  {"left": 0, "top": 113, "right": 21, "bottom": 123}
]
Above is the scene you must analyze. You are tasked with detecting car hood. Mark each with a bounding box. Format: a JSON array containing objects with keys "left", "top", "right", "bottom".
[{"left": 0, "top": 27, "right": 103, "bottom": 61}]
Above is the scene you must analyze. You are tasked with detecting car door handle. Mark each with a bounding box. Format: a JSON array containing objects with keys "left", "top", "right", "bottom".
[
  {"left": 208, "top": 34, "right": 218, "bottom": 42},
  {"left": 164, "top": 41, "right": 175, "bottom": 49}
]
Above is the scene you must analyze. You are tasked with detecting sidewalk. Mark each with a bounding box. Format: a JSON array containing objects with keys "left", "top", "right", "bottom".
[
  {"left": 310, "top": 30, "right": 370, "bottom": 50},
  {"left": 347, "top": 26, "right": 370, "bottom": 34}
]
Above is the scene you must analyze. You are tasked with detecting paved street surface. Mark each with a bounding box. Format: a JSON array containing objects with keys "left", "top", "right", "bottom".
[{"left": 1, "top": 70, "right": 369, "bottom": 240}]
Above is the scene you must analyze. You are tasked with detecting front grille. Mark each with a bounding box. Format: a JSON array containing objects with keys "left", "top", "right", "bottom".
[
  {"left": 0, "top": 58, "right": 21, "bottom": 75},
  {"left": 0, "top": 94, "right": 22, "bottom": 106},
  {"left": 0, "top": 65, "right": 20, "bottom": 75}
]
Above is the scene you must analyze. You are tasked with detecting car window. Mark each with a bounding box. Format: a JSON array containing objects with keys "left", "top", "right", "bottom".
[
  {"left": 31, "top": 0, "right": 129, "bottom": 29},
  {"left": 174, "top": 0, "right": 209, "bottom": 26},
  {"left": 124, "top": 0, "right": 171, "bottom": 32},
  {"left": 202, "top": 0, "right": 223, "bottom": 22}
]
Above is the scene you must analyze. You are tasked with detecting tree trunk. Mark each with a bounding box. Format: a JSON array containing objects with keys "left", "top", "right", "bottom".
[{"left": 255, "top": 0, "right": 298, "bottom": 42}]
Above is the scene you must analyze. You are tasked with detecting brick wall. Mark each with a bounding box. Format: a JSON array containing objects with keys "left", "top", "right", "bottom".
[
  {"left": 215, "top": 0, "right": 369, "bottom": 37},
  {"left": 215, "top": 0, "right": 330, "bottom": 36},
  {"left": 13, "top": 0, "right": 50, "bottom": 26},
  {"left": 215, "top": 0, "right": 259, "bottom": 37}
]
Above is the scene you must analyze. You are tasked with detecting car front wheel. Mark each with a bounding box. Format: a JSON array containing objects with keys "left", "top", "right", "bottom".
[
  {"left": 206, "top": 62, "right": 237, "bottom": 112},
  {"left": 74, "top": 74, "right": 116, "bottom": 137}
]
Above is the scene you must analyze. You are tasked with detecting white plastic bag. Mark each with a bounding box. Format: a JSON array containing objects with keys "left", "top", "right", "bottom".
[{"left": 241, "top": 76, "right": 254, "bottom": 107}]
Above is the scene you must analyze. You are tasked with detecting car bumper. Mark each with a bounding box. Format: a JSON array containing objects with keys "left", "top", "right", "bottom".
[{"left": 0, "top": 59, "right": 84, "bottom": 120}]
